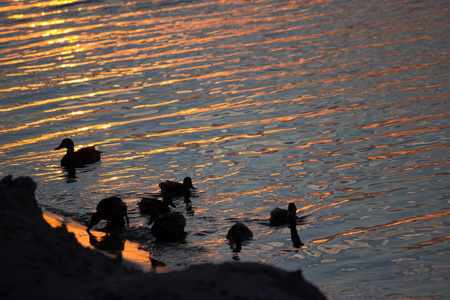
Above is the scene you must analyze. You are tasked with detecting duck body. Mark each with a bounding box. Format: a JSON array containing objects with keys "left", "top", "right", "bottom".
[
  {"left": 151, "top": 212, "right": 186, "bottom": 241},
  {"left": 226, "top": 221, "right": 253, "bottom": 243},
  {"left": 269, "top": 203, "right": 308, "bottom": 226},
  {"left": 87, "top": 196, "right": 129, "bottom": 231},
  {"left": 54, "top": 138, "right": 101, "bottom": 167},
  {"left": 159, "top": 176, "right": 195, "bottom": 197},
  {"left": 138, "top": 195, "right": 175, "bottom": 224}
]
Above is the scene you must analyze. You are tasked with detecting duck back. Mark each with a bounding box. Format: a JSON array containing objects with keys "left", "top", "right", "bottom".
[
  {"left": 151, "top": 212, "right": 186, "bottom": 241},
  {"left": 139, "top": 197, "right": 170, "bottom": 215},
  {"left": 226, "top": 222, "right": 253, "bottom": 243},
  {"left": 87, "top": 196, "right": 128, "bottom": 231},
  {"left": 61, "top": 146, "right": 101, "bottom": 167},
  {"left": 159, "top": 177, "right": 195, "bottom": 197},
  {"left": 269, "top": 207, "right": 289, "bottom": 226}
]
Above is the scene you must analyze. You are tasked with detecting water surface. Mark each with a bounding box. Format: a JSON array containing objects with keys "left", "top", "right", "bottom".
[{"left": 1, "top": 0, "right": 449, "bottom": 298}]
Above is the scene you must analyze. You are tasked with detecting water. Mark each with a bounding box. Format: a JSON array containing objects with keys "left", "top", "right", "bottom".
[{"left": 1, "top": 0, "right": 449, "bottom": 298}]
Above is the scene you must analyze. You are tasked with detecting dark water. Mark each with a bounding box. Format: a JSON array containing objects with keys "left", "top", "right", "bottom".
[{"left": 1, "top": 0, "right": 449, "bottom": 298}]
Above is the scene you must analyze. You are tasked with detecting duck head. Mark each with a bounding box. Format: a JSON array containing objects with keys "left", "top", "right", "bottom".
[
  {"left": 54, "top": 138, "right": 75, "bottom": 151},
  {"left": 183, "top": 176, "right": 195, "bottom": 189},
  {"left": 287, "top": 203, "right": 297, "bottom": 218},
  {"left": 86, "top": 212, "right": 102, "bottom": 232}
]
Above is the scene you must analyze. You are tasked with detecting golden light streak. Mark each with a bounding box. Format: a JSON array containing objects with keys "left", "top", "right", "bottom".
[
  {"left": 364, "top": 144, "right": 450, "bottom": 161},
  {"left": 343, "top": 127, "right": 450, "bottom": 146},
  {"left": 0, "top": 109, "right": 96, "bottom": 135},
  {"left": 311, "top": 211, "right": 450, "bottom": 244},
  {"left": 394, "top": 235, "right": 450, "bottom": 252},
  {"left": 374, "top": 161, "right": 450, "bottom": 174}
]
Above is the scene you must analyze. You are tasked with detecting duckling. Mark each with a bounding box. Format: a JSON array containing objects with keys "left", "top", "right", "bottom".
[
  {"left": 226, "top": 222, "right": 253, "bottom": 243},
  {"left": 138, "top": 195, "right": 175, "bottom": 224},
  {"left": 159, "top": 176, "right": 195, "bottom": 197},
  {"left": 151, "top": 212, "right": 186, "bottom": 241},
  {"left": 86, "top": 196, "right": 129, "bottom": 231},
  {"left": 269, "top": 203, "right": 308, "bottom": 226},
  {"left": 54, "top": 138, "right": 101, "bottom": 167}
]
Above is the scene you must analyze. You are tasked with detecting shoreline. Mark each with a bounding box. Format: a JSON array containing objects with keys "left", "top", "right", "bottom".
[
  {"left": 42, "top": 211, "right": 165, "bottom": 273},
  {"left": 1, "top": 175, "right": 326, "bottom": 300}
]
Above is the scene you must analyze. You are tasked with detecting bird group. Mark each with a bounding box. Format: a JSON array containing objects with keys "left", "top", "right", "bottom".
[{"left": 55, "top": 138, "right": 309, "bottom": 245}]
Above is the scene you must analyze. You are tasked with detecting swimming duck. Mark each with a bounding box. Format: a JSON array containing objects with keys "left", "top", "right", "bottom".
[
  {"left": 226, "top": 221, "right": 253, "bottom": 243},
  {"left": 86, "top": 196, "right": 129, "bottom": 231},
  {"left": 54, "top": 138, "right": 101, "bottom": 167},
  {"left": 138, "top": 195, "right": 175, "bottom": 224},
  {"left": 159, "top": 176, "right": 195, "bottom": 197},
  {"left": 151, "top": 212, "right": 186, "bottom": 241},
  {"left": 269, "top": 203, "right": 308, "bottom": 226}
]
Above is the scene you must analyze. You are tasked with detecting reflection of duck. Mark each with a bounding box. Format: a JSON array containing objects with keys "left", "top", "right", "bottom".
[
  {"left": 63, "top": 167, "right": 77, "bottom": 182},
  {"left": 138, "top": 195, "right": 175, "bottom": 224},
  {"left": 289, "top": 224, "right": 304, "bottom": 248},
  {"left": 151, "top": 212, "right": 186, "bottom": 241},
  {"left": 54, "top": 138, "right": 101, "bottom": 167},
  {"left": 269, "top": 203, "right": 308, "bottom": 226},
  {"left": 88, "top": 231, "right": 125, "bottom": 253},
  {"left": 86, "top": 196, "right": 129, "bottom": 231},
  {"left": 159, "top": 176, "right": 195, "bottom": 197}
]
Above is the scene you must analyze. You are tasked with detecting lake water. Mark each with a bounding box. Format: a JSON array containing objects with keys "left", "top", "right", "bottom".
[{"left": 1, "top": 0, "right": 449, "bottom": 298}]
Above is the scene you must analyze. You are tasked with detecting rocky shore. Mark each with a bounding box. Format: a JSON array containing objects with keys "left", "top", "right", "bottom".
[{"left": 0, "top": 175, "right": 326, "bottom": 300}]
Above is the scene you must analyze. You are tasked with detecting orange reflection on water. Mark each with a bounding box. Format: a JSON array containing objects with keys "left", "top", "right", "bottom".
[
  {"left": 0, "top": 109, "right": 98, "bottom": 135},
  {"left": 360, "top": 112, "right": 450, "bottom": 130},
  {"left": 343, "top": 125, "right": 450, "bottom": 145},
  {"left": 43, "top": 212, "right": 154, "bottom": 271},
  {"left": 365, "top": 144, "right": 450, "bottom": 161},
  {"left": 374, "top": 161, "right": 450, "bottom": 175},
  {"left": 0, "top": 124, "right": 106, "bottom": 153},
  {"left": 393, "top": 235, "right": 450, "bottom": 252},
  {"left": 220, "top": 185, "right": 293, "bottom": 197},
  {"left": 311, "top": 210, "right": 450, "bottom": 244}
]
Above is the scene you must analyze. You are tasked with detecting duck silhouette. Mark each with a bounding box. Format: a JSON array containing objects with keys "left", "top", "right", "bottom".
[
  {"left": 86, "top": 196, "right": 129, "bottom": 231},
  {"left": 159, "top": 176, "right": 195, "bottom": 197},
  {"left": 226, "top": 222, "right": 253, "bottom": 252},
  {"left": 226, "top": 221, "right": 253, "bottom": 243},
  {"left": 151, "top": 211, "right": 186, "bottom": 241},
  {"left": 54, "top": 138, "right": 101, "bottom": 167},
  {"left": 138, "top": 195, "right": 175, "bottom": 224},
  {"left": 269, "top": 203, "right": 308, "bottom": 226}
]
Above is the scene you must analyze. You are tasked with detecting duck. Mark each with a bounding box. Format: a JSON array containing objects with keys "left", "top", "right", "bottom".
[
  {"left": 54, "top": 138, "right": 101, "bottom": 167},
  {"left": 159, "top": 176, "right": 195, "bottom": 197},
  {"left": 138, "top": 195, "right": 175, "bottom": 224},
  {"left": 269, "top": 203, "right": 308, "bottom": 226},
  {"left": 226, "top": 221, "right": 253, "bottom": 243},
  {"left": 151, "top": 212, "right": 186, "bottom": 241},
  {"left": 86, "top": 196, "right": 129, "bottom": 231}
]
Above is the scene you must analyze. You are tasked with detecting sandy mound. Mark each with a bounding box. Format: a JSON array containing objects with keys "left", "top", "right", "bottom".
[{"left": 0, "top": 175, "right": 326, "bottom": 300}]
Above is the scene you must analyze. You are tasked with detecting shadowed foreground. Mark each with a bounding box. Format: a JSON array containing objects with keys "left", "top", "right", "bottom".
[{"left": 0, "top": 175, "right": 326, "bottom": 300}]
